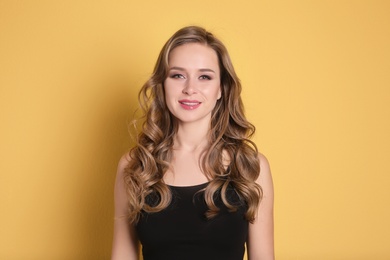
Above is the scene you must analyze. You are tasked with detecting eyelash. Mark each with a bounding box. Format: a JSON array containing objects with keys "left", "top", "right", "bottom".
[
  {"left": 169, "top": 74, "right": 212, "bottom": 80},
  {"left": 171, "top": 74, "right": 184, "bottom": 79},
  {"left": 199, "top": 75, "right": 212, "bottom": 80}
]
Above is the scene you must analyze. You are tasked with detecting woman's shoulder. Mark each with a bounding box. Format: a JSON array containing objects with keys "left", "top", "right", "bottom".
[
  {"left": 115, "top": 152, "right": 134, "bottom": 183},
  {"left": 256, "top": 152, "right": 273, "bottom": 190},
  {"left": 258, "top": 152, "right": 270, "bottom": 171},
  {"left": 118, "top": 152, "right": 131, "bottom": 171}
]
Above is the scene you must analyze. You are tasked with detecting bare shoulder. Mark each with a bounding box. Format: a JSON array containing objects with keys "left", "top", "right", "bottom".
[
  {"left": 117, "top": 152, "right": 131, "bottom": 175},
  {"left": 247, "top": 152, "right": 275, "bottom": 259},
  {"left": 258, "top": 152, "right": 270, "bottom": 170},
  {"left": 256, "top": 152, "right": 273, "bottom": 193},
  {"left": 258, "top": 152, "right": 272, "bottom": 176},
  {"left": 112, "top": 151, "right": 140, "bottom": 259},
  {"left": 114, "top": 152, "right": 132, "bottom": 217}
]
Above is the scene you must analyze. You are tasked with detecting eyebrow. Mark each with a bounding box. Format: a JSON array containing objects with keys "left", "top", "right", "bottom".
[{"left": 169, "top": 66, "right": 216, "bottom": 73}]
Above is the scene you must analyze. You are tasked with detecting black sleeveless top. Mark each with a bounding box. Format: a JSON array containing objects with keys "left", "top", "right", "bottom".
[{"left": 135, "top": 183, "right": 249, "bottom": 260}]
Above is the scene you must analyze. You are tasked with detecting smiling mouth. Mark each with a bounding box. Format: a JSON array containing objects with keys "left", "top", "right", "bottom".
[
  {"left": 178, "top": 100, "right": 201, "bottom": 110},
  {"left": 179, "top": 101, "right": 201, "bottom": 106}
]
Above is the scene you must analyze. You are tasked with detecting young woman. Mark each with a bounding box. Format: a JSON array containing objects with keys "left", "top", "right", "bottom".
[{"left": 111, "top": 26, "right": 274, "bottom": 260}]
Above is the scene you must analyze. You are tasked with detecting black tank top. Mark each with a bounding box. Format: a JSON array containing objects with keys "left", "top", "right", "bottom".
[{"left": 135, "top": 182, "right": 248, "bottom": 260}]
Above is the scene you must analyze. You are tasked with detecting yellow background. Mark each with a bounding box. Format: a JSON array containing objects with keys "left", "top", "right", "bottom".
[{"left": 1, "top": 0, "right": 389, "bottom": 259}]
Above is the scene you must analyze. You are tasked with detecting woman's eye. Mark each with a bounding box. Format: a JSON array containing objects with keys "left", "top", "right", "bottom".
[
  {"left": 171, "top": 74, "right": 184, "bottom": 79},
  {"left": 199, "top": 75, "right": 212, "bottom": 80}
]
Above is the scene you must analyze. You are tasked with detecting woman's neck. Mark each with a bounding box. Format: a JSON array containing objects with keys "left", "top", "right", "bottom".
[{"left": 174, "top": 122, "right": 210, "bottom": 152}]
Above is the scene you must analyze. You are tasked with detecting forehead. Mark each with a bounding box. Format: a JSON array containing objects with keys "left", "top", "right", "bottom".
[{"left": 168, "top": 43, "right": 219, "bottom": 70}]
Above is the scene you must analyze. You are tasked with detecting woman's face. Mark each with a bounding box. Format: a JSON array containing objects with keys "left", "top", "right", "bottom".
[{"left": 164, "top": 43, "right": 221, "bottom": 126}]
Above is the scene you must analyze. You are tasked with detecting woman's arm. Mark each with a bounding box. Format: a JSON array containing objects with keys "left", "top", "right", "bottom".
[
  {"left": 111, "top": 154, "right": 139, "bottom": 260},
  {"left": 247, "top": 153, "right": 275, "bottom": 260}
]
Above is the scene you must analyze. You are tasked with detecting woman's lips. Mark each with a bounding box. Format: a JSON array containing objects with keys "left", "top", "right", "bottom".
[{"left": 178, "top": 99, "right": 201, "bottom": 110}]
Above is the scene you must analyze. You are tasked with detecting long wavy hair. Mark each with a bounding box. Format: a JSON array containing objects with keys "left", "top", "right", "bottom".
[{"left": 124, "top": 26, "right": 262, "bottom": 224}]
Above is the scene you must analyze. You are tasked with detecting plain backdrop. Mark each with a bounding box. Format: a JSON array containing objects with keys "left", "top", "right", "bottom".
[{"left": 1, "top": 0, "right": 389, "bottom": 259}]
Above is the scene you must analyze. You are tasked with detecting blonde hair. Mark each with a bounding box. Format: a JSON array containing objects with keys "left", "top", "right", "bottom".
[{"left": 124, "top": 26, "right": 262, "bottom": 224}]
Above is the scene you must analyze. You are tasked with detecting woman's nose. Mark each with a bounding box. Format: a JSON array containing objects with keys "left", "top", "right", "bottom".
[{"left": 182, "top": 79, "right": 197, "bottom": 95}]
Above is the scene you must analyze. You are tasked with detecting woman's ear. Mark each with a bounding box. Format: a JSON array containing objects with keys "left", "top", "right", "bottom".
[{"left": 217, "top": 85, "right": 222, "bottom": 100}]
